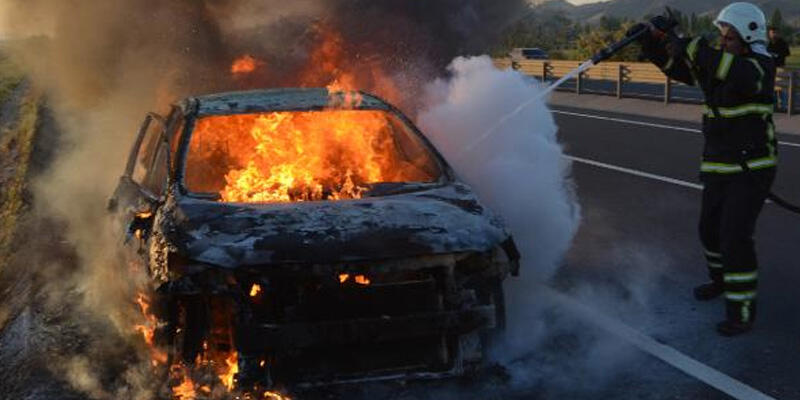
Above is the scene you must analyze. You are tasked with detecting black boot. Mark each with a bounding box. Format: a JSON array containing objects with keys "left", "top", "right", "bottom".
[
  {"left": 716, "top": 320, "right": 753, "bottom": 336},
  {"left": 717, "top": 299, "right": 756, "bottom": 336},
  {"left": 693, "top": 282, "right": 723, "bottom": 301}
]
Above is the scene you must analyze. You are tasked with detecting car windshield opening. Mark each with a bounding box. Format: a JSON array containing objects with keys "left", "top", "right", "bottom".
[{"left": 184, "top": 109, "right": 442, "bottom": 203}]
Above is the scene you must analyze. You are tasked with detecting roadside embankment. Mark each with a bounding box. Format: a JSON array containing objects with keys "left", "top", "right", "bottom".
[{"left": 0, "top": 78, "right": 40, "bottom": 270}]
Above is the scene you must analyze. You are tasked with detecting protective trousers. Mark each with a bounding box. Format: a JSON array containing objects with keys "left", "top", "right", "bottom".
[{"left": 698, "top": 168, "right": 775, "bottom": 323}]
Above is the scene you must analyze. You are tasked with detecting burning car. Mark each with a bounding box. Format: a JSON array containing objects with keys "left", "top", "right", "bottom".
[{"left": 109, "top": 88, "right": 520, "bottom": 391}]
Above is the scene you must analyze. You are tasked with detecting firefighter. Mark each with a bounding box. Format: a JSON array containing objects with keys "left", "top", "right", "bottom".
[{"left": 634, "top": 2, "right": 776, "bottom": 336}]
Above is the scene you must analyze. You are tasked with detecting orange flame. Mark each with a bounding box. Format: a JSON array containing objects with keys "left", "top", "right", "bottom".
[
  {"left": 134, "top": 293, "right": 169, "bottom": 365},
  {"left": 135, "top": 211, "right": 153, "bottom": 219},
  {"left": 338, "top": 274, "right": 370, "bottom": 285},
  {"left": 172, "top": 372, "right": 196, "bottom": 400},
  {"left": 231, "top": 54, "right": 260, "bottom": 75},
  {"left": 354, "top": 275, "right": 371, "bottom": 285},
  {"left": 300, "top": 24, "right": 402, "bottom": 106},
  {"left": 264, "top": 391, "right": 292, "bottom": 400},
  {"left": 186, "top": 109, "right": 435, "bottom": 203},
  {"left": 221, "top": 352, "right": 239, "bottom": 390},
  {"left": 250, "top": 284, "right": 262, "bottom": 297}
]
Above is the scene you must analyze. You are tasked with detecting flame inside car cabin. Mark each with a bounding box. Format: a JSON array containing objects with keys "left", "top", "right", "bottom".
[{"left": 186, "top": 109, "right": 441, "bottom": 203}]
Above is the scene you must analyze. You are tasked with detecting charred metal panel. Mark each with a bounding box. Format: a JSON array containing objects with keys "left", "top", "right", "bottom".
[
  {"left": 164, "top": 183, "right": 511, "bottom": 268},
  {"left": 238, "top": 306, "right": 495, "bottom": 350},
  {"left": 192, "top": 88, "right": 390, "bottom": 116}
]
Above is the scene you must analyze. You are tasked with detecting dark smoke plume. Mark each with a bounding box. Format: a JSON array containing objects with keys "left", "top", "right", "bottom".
[{"left": 5, "top": 0, "right": 528, "bottom": 110}]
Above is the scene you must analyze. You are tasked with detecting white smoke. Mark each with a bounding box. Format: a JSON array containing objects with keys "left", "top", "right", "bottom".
[
  {"left": 418, "top": 56, "right": 579, "bottom": 280},
  {"left": 418, "top": 57, "right": 666, "bottom": 393},
  {"left": 418, "top": 54, "right": 583, "bottom": 380}
]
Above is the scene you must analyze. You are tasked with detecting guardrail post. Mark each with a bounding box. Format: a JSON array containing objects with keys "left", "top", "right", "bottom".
[
  {"left": 542, "top": 62, "right": 549, "bottom": 83},
  {"left": 664, "top": 76, "right": 672, "bottom": 105},
  {"left": 616, "top": 64, "right": 624, "bottom": 99},
  {"left": 789, "top": 72, "right": 795, "bottom": 117},
  {"left": 576, "top": 70, "right": 583, "bottom": 95}
]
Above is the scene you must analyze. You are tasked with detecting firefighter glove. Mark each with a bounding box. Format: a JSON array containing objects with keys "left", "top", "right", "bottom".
[{"left": 649, "top": 15, "right": 678, "bottom": 35}]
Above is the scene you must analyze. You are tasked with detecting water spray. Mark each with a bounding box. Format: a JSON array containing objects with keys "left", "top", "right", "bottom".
[{"left": 457, "top": 24, "right": 651, "bottom": 159}]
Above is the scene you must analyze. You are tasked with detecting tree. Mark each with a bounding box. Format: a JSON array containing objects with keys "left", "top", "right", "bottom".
[
  {"left": 491, "top": 10, "right": 582, "bottom": 57},
  {"left": 770, "top": 8, "right": 784, "bottom": 31},
  {"left": 576, "top": 21, "right": 641, "bottom": 62}
]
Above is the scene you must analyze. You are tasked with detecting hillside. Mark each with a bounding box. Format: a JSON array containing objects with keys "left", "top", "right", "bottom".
[{"left": 534, "top": 0, "right": 800, "bottom": 24}]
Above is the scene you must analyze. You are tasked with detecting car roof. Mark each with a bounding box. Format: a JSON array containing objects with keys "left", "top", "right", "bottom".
[{"left": 184, "top": 88, "right": 392, "bottom": 116}]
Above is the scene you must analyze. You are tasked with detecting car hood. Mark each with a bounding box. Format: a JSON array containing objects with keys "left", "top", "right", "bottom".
[{"left": 163, "top": 183, "right": 511, "bottom": 268}]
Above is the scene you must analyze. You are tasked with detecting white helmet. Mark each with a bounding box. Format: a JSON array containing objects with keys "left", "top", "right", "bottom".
[{"left": 714, "top": 2, "right": 767, "bottom": 44}]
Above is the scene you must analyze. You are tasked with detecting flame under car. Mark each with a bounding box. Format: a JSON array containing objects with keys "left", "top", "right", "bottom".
[{"left": 110, "top": 88, "right": 520, "bottom": 390}]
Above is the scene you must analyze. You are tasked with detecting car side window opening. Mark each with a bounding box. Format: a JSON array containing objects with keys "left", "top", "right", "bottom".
[
  {"left": 143, "top": 143, "right": 169, "bottom": 197},
  {"left": 132, "top": 118, "right": 165, "bottom": 185},
  {"left": 165, "top": 107, "right": 185, "bottom": 165}
]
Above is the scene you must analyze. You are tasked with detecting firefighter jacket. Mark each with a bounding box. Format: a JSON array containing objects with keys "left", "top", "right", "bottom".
[{"left": 642, "top": 36, "right": 777, "bottom": 179}]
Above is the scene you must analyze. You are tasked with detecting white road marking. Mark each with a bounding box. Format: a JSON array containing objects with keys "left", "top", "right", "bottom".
[
  {"left": 566, "top": 154, "right": 777, "bottom": 205},
  {"left": 541, "top": 285, "right": 777, "bottom": 400},
  {"left": 552, "top": 109, "right": 800, "bottom": 148},
  {"left": 565, "top": 155, "right": 703, "bottom": 190}
]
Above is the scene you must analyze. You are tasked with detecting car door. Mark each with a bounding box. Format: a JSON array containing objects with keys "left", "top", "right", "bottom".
[{"left": 108, "top": 113, "right": 169, "bottom": 253}]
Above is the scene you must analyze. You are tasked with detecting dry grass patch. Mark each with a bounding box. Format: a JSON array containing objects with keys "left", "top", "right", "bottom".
[
  {"left": 0, "top": 52, "right": 23, "bottom": 106},
  {"left": 0, "top": 88, "right": 41, "bottom": 267}
]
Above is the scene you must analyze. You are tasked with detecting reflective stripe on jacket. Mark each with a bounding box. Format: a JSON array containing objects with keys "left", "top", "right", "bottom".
[{"left": 643, "top": 36, "right": 777, "bottom": 177}]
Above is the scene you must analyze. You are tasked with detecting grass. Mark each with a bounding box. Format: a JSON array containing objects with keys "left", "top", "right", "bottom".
[
  {"left": 0, "top": 52, "right": 23, "bottom": 106},
  {"left": 0, "top": 51, "right": 38, "bottom": 267},
  {"left": 785, "top": 46, "right": 800, "bottom": 69}
]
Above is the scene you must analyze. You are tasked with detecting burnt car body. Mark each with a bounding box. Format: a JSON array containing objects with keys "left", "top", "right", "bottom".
[{"left": 109, "top": 88, "right": 520, "bottom": 388}]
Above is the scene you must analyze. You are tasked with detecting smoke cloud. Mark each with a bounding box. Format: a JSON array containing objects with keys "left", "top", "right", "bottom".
[
  {"left": 418, "top": 55, "right": 580, "bottom": 281},
  {"left": 417, "top": 57, "right": 657, "bottom": 394},
  {"left": 418, "top": 54, "right": 581, "bottom": 360}
]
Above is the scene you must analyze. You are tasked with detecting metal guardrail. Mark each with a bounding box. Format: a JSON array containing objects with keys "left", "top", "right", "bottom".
[{"left": 495, "top": 58, "right": 799, "bottom": 116}]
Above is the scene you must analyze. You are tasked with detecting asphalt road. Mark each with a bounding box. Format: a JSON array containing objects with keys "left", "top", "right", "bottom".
[{"left": 542, "top": 105, "right": 800, "bottom": 399}]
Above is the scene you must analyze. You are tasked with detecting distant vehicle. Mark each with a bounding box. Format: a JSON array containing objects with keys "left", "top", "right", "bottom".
[
  {"left": 109, "top": 88, "right": 520, "bottom": 390},
  {"left": 509, "top": 47, "right": 549, "bottom": 60}
]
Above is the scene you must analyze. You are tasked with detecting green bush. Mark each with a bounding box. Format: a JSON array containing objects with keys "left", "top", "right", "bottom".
[{"left": 576, "top": 21, "right": 642, "bottom": 62}]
